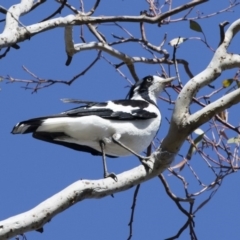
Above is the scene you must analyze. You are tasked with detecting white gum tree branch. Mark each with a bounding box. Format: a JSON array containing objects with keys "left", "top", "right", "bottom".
[
  {"left": 0, "top": 0, "right": 206, "bottom": 48},
  {"left": 2, "top": 0, "right": 34, "bottom": 45},
  {"left": 65, "top": 27, "right": 140, "bottom": 81},
  {"left": 161, "top": 19, "right": 240, "bottom": 153},
  {"left": 175, "top": 19, "right": 240, "bottom": 121},
  {"left": 188, "top": 88, "right": 240, "bottom": 127},
  {"left": 0, "top": 150, "right": 174, "bottom": 239}
]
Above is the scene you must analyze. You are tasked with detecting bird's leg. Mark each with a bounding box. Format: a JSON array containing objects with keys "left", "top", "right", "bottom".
[
  {"left": 111, "top": 134, "right": 152, "bottom": 169},
  {"left": 99, "top": 140, "right": 118, "bottom": 182}
]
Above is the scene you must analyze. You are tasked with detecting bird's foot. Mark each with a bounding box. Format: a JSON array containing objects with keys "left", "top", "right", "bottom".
[
  {"left": 139, "top": 156, "right": 153, "bottom": 170},
  {"left": 104, "top": 172, "right": 118, "bottom": 182},
  {"left": 139, "top": 156, "right": 151, "bottom": 161}
]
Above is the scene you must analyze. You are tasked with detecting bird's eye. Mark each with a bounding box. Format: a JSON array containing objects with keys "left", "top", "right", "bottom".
[{"left": 147, "top": 78, "right": 152, "bottom": 82}]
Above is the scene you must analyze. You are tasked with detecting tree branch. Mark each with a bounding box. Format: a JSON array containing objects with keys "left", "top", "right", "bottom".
[
  {"left": 66, "top": 40, "right": 140, "bottom": 81},
  {"left": 0, "top": 0, "right": 207, "bottom": 48},
  {"left": 189, "top": 87, "right": 240, "bottom": 128},
  {"left": 0, "top": 151, "right": 175, "bottom": 239},
  {"left": 159, "top": 19, "right": 240, "bottom": 153},
  {"left": 174, "top": 19, "right": 240, "bottom": 126}
]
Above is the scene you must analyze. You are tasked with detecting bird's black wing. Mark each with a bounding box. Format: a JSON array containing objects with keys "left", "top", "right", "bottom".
[
  {"left": 62, "top": 99, "right": 158, "bottom": 120},
  {"left": 30, "top": 99, "right": 156, "bottom": 157},
  {"left": 12, "top": 99, "right": 157, "bottom": 157},
  {"left": 11, "top": 100, "right": 157, "bottom": 134}
]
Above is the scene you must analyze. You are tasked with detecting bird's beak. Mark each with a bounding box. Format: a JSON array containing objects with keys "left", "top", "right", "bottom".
[{"left": 162, "top": 76, "right": 177, "bottom": 84}]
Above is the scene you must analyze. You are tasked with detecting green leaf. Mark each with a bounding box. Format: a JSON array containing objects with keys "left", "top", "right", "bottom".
[
  {"left": 186, "top": 131, "right": 204, "bottom": 160},
  {"left": 227, "top": 137, "right": 240, "bottom": 144},
  {"left": 168, "top": 37, "right": 187, "bottom": 47},
  {"left": 222, "top": 79, "right": 234, "bottom": 88},
  {"left": 190, "top": 20, "right": 203, "bottom": 33}
]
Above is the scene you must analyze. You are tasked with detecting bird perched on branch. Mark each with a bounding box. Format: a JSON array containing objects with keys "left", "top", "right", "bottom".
[{"left": 12, "top": 75, "right": 176, "bottom": 181}]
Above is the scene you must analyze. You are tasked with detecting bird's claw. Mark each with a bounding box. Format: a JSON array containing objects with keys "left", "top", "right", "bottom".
[
  {"left": 140, "top": 157, "right": 153, "bottom": 170},
  {"left": 140, "top": 156, "right": 151, "bottom": 161},
  {"left": 105, "top": 172, "right": 118, "bottom": 182}
]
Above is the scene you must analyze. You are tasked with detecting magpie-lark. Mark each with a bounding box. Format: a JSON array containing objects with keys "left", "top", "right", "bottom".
[{"left": 12, "top": 75, "right": 175, "bottom": 181}]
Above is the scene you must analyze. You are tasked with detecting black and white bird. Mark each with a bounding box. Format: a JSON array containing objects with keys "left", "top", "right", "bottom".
[{"left": 11, "top": 75, "right": 175, "bottom": 181}]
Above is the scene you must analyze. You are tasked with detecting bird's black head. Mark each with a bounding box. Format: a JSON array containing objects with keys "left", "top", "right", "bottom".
[
  {"left": 127, "top": 75, "right": 176, "bottom": 104},
  {"left": 127, "top": 75, "right": 154, "bottom": 99}
]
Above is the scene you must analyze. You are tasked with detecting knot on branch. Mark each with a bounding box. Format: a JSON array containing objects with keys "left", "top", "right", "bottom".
[{"left": 153, "top": 148, "right": 176, "bottom": 169}]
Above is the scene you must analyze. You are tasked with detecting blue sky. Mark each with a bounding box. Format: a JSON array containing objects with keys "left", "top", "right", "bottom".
[{"left": 1, "top": 0, "right": 240, "bottom": 239}]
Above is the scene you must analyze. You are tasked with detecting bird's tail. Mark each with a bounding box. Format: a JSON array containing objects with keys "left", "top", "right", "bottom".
[{"left": 11, "top": 117, "right": 45, "bottom": 134}]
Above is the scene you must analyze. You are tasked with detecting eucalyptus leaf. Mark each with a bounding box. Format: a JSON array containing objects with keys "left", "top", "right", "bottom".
[
  {"left": 222, "top": 79, "right": 234, "bottom": 88},
  {"left": 190, "top": 20, "right": 203, "bottom": 33},
  {"left": 227, "top": 137, "right": 240, "bottom": 144}
]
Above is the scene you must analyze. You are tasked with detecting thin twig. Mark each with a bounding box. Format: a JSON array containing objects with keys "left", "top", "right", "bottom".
[
  {"left": 40, "top": 0, "right": 66, "bottom": 22},
  {"left": 127, "top": 184, "right": 141, "bottom": 240}
]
